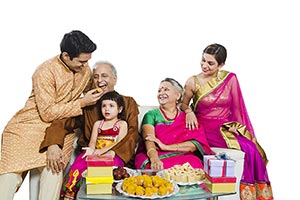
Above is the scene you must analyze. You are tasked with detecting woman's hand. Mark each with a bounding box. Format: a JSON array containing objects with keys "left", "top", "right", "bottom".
[
  {"left": 145, "top": 134, "right": 158, "bottom": 142},
  {"left": 145, "top": 134, "right": 166, "bottom": 150},
  {"left": 150, "top": 157, "right": 164, "bottom": 170},
  {"left": 81, "top": 147, "right": 95, "bottom": 158},
  {"left": 185, "top": 112, "right": 198, "bottom": 130}
]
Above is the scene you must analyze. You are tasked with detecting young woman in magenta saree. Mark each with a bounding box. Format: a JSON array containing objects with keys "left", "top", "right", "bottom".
[{"left": 181, "top": 43, "right": 273, "bottom": 200}]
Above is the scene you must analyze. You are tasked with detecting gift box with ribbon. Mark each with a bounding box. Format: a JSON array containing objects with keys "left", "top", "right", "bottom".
[
  {"left": 86, "top": 154, "right": 114, "bottom": 167},
  {"left": 205, "top": 173, "right": 236, "bottom": 193},
  {"left": 85, "top": 155, "right": 114, "bottom": 194},
  {"left": 204, "top": 154, "right": 235, "bottom": 177}
]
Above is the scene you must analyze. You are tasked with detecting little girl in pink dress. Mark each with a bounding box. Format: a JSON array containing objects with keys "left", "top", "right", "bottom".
[{"left": 61, "top": 91, "right": 128, "bottom": 199}]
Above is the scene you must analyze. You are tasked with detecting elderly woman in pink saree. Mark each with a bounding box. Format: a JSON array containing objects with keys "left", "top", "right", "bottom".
[
  {"left": 181, "top": 43, "right": 273, "bottom": 200},
  {"left": 134, "top": 78, "right": 212, "bottom": 170}
]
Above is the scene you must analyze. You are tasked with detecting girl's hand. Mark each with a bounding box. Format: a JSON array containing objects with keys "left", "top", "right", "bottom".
[
  {"left": 185, "top": 112, "right": 198, "bottom": 130},
  {"left": 81, "top": 147, "right": 95, "bottom": 158},
  {"left": 93, "top": 149, "right": 105, "bottom": 155}
]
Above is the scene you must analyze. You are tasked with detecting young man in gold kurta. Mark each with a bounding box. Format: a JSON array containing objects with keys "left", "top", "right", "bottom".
[
  {"left": 39, "top": 61, "right": 139, "bottom": 199},
  {"left": 0, "top": 30, "right": 100, "bottom": 200}
]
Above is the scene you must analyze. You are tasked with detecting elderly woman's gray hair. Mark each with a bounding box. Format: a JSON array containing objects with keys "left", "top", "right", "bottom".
[{"left": 161, "top": 78, "right": 184, "bottom": 103}]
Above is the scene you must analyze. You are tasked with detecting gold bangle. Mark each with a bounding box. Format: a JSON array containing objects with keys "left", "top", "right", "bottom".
[
  {"left": 146, "top": 148, "right": 156, "bottom": 157},
  {"left": 176, "top": 144, "right": 179, "bottom": 151}
]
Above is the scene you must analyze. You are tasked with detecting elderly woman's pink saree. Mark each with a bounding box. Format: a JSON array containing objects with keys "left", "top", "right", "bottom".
[
  {"left": 192, "top": 70, "right": 273, "bottom": 200},
  {"left": 134, "top": 110, "right": 212, "bottom": 170}
]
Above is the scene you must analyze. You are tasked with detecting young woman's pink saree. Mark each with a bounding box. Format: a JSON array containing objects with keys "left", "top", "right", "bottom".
[
  {"left": 134, "top": 111, "right": 212, "bottom": 170},
  {"left": 192, "top": 70, "right": 273, "bottom": 200}
]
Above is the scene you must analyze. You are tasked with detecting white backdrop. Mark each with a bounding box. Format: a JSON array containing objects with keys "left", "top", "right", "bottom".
[{"left": 0, "top": 0, "right": 298, "bottom": 199}]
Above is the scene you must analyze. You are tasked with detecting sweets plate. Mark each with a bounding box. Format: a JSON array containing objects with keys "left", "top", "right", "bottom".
[
  {"left": 115, "top": 180, "right": 179, "bottom": 199},
  {"left": 113, "top": 166, "right": 139, "bottom": 183},
  {"left": 156, "top": 170, "right": 205, "bottom": 186}
]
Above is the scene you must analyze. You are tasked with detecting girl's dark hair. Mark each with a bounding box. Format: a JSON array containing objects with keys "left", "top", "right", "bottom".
[
  {"left": 60, "top": 30, "right": 97, "bottom": 60},
  {"left": 98, "top": 91, "right": 126, "bottom": 120},
  {"left": 203, "top": 43, "right": 227, "bottom": 65}
]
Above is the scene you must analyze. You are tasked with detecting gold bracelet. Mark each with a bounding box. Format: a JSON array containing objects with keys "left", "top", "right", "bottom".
[
  {"left": 176, "top": 144, "right": 179, "bottom": 151},
  {"left": 146, "top": 148, "right": 156, "bottom": 157}
]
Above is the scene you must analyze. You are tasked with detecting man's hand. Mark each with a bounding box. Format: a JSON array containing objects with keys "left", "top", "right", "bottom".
[
  {"left": 80, "top": 89, "right": 103, "bottom": 107},
  {"left": 46, "top": 144, "right": 65, "bottom": 175}
]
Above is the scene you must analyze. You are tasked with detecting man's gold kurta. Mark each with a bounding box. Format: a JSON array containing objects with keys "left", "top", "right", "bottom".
[{"left": 0, "top": 55, "right": 92, "bottom": 174}]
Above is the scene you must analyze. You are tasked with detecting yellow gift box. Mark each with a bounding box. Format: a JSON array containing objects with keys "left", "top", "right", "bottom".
[
  {"left": 86, "top": 183, "right": 112, "bottom": 194},
  {"left": 86, "top": 176, "right": 114, "bottom": 184},
  {"left": 206, "top": 179, "right": 235, "bottom": 193},
  {"left": 86, "top": 176, "right": 114, "bottom": 194},
  {"left": 205, "top": 174, "right": 236, "bottom": 193},
  {"left": 87, "top": 166, "right": 113, "bottom": 177}
]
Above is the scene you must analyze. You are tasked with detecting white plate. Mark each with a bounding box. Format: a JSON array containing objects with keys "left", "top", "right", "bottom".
[
  {"left": 156, "top": 170, "right": 205, "bottom": 186},
  {"left": 113, "top": 166, "right": 139, "bottom": 183},
  {"left": 173, "top": 179, "right": 205, "bottom": 186},
  {"left": 115, "top": 180, "right": 179, "bottom": 199}
]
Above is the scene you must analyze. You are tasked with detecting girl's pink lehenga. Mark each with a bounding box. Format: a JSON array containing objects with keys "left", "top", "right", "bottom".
[
  {"left": 192, "top": 70, "right": 273, "bottom": 200},
  {"left": 61, "top": 120, "right": 124, "bottom": 199}
]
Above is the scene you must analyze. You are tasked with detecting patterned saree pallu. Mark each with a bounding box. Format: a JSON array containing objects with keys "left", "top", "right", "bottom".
[{"left": 203, "top": 155, "right": 235, "bottom": 177}]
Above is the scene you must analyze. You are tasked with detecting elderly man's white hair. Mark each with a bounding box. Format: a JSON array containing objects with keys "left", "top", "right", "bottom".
[{"left": 92, "top": 61, "right": 117, "bottom": 77}]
